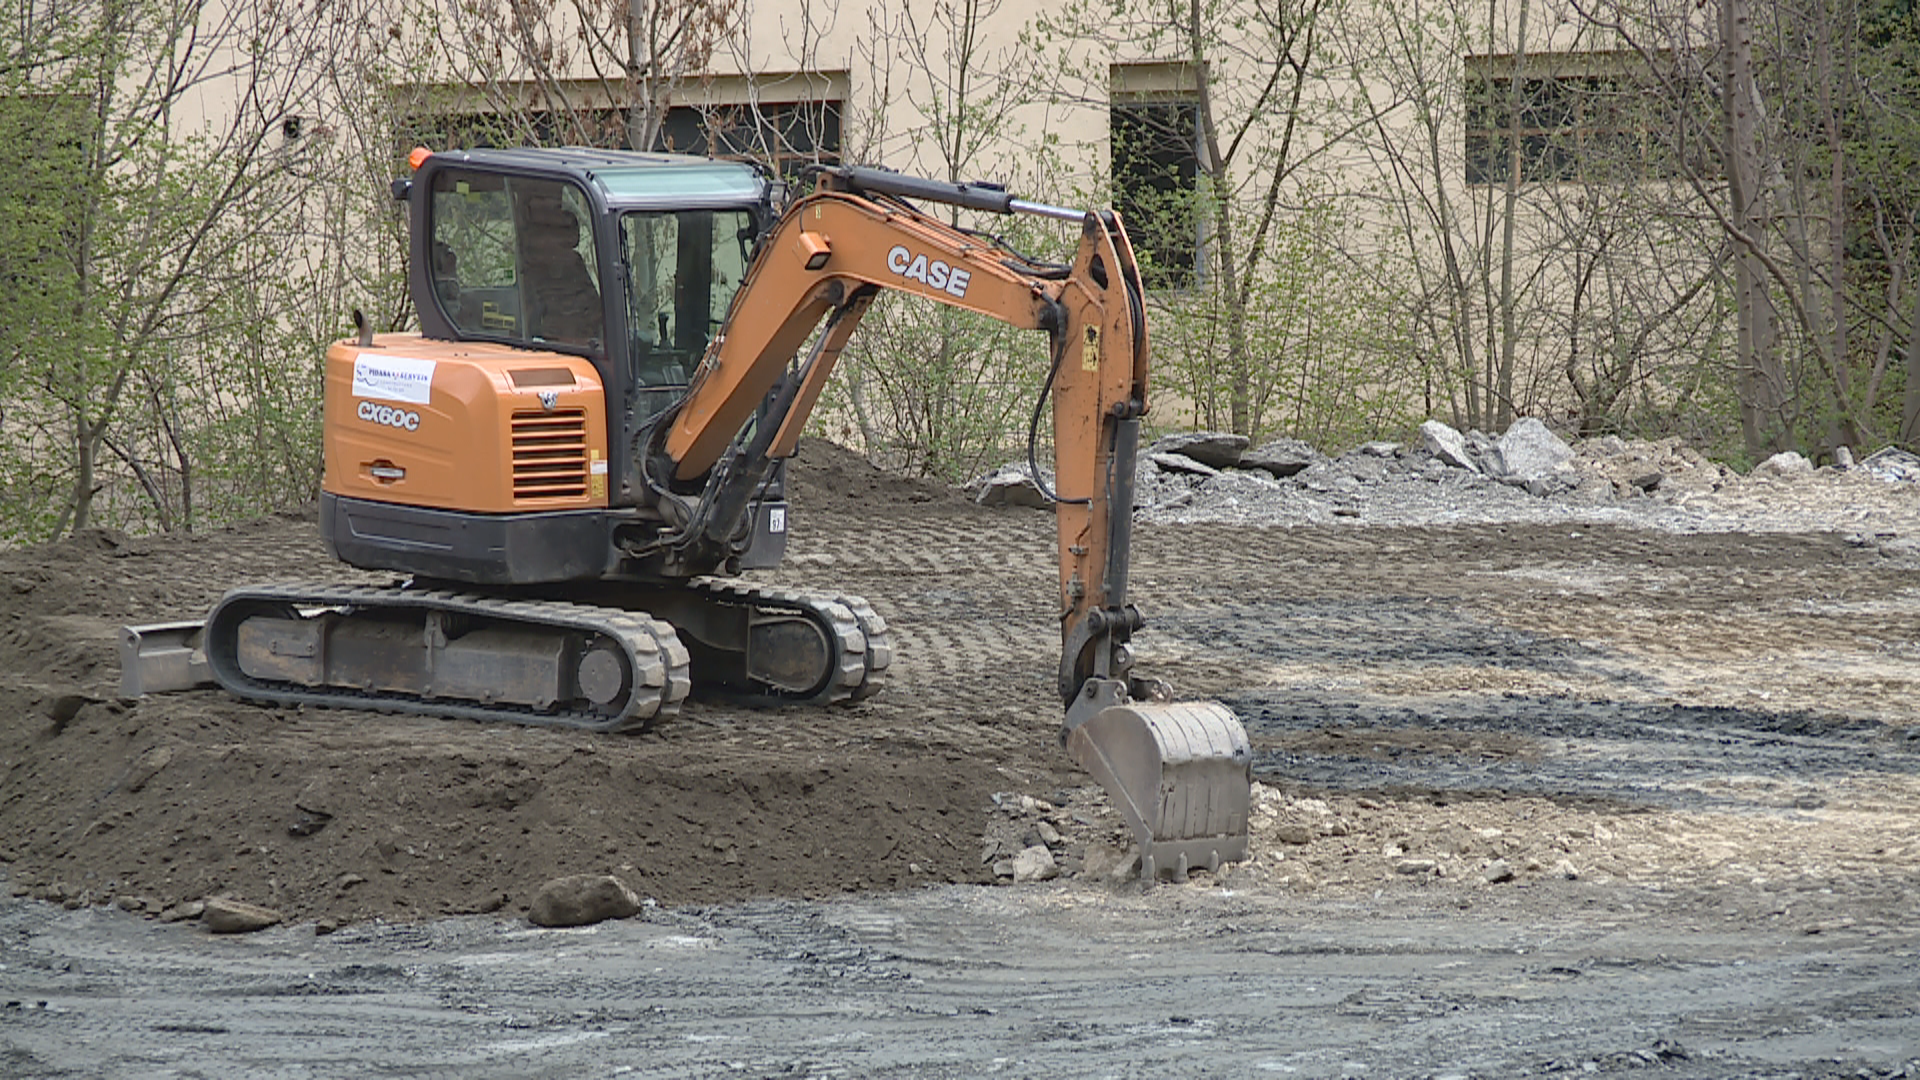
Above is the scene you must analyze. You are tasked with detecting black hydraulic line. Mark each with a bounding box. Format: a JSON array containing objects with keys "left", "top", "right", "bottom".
[
  {"left": 833, "top": 166, "right": 1017, "bottom": 215},
  {"left": 1026, "top": 325, "right": 1091, "bottom": 507},
  {"left": 1104, "top": 416, "right": 1139, "bottom": 608}
]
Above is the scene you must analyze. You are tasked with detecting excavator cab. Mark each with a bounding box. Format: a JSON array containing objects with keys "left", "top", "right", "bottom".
[{"left": 407, "top": 151, "right": 776, "bottom": 524}]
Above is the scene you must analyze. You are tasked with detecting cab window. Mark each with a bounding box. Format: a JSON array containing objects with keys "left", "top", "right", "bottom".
[
  {"left": 428, "top": 171, "right": 602, "bottom": 351},
  {"left": 621, "top": 208, "right": 757, "bottom": 388}
]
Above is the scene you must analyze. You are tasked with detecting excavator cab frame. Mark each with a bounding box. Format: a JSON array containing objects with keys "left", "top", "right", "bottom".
[{"left": 403, "top": 148, "right": 778, "bottom": 519}]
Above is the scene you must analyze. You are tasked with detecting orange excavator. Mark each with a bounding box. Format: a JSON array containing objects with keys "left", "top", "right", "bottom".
[{"left": 122, "top": 147, "right": 1250, "bottom": 881}]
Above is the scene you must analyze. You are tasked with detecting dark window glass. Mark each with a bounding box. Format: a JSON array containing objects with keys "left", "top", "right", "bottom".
[
  {"left": 1111, "top": 99, "right": 1199, "bottom": 290},
  {"left": 428, "top": 171, "right": 602, "bottom": 352}
]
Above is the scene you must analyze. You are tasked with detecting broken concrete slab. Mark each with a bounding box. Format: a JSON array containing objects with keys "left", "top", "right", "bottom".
[
  {"left": 1239, "top": 438, "right": 1319, "bottom": 478},
  {"left": 1420, "top": 420, "right": 1480, "bottom": 473},
  {"left": 1148, "top": 431, "right": 1248, "bottom": 469}
]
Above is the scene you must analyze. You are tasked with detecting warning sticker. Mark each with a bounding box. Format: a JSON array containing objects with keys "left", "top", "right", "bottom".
[{"left": 352, "top": 356, "right": 437, "bottom": 405}]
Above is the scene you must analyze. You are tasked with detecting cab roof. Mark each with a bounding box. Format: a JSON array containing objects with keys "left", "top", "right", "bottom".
[{"left": 421, "top": 147, "right": 768, "bottom": 210}]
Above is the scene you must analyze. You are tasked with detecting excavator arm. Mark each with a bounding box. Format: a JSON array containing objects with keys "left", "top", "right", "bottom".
[{"left": 653, "top": 167, "right": 1252, "bottom": 881}]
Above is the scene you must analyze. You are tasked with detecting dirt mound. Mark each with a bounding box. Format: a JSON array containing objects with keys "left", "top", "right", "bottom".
[
  {"left": 0, "top": 440, "right": 1035, "bottom": 924},
  {"left": 784, "top": 436, "right": 969, "bottom": 512}
]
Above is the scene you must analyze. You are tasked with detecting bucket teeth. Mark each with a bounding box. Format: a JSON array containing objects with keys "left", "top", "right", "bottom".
[{"left": 1065, "top": 698, "right": 1252, "bottom": 883}]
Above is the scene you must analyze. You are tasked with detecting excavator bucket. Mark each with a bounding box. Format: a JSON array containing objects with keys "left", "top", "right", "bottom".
[{"left": 1066, "top": 699, "right": 1252, "bottom": 883}]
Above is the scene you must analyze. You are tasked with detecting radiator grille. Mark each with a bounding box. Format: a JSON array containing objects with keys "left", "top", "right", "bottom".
[{"left": 510, "top": 408, "right": 588, "bottom": 500}]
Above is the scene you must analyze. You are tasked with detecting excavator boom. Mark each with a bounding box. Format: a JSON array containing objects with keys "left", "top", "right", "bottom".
[{"left": 651, "top": 167, "right": 1252, "bottom": 880}]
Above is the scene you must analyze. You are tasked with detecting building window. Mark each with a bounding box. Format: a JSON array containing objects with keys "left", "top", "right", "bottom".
[
  {"left": 658, "top": 101, "right": 840, "bottom": 177},
  {"left": 1464, "top": 51, "right": 1678, "bottom": 186},
  {"left": 1111, "top": 63, "right": 1201, "bottom": 291},
  {"left": 403, "top": 73, "right": 845, "bottom": 179}
]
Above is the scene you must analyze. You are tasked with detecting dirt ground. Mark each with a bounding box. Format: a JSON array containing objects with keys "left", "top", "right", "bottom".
[{"left": 2, "top": 436, "right": 1919, "bottom": 950}]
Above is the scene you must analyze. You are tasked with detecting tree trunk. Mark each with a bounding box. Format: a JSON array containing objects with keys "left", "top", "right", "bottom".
[
  {"left": 1723, "top": 0, "right": 1787, "bottom": 459},
  {"left": 626, "top": 0, "right": 663, "bottom": 152},
  {"left": 1493, "top": 0, "right": 1528, "bottom": 433}
]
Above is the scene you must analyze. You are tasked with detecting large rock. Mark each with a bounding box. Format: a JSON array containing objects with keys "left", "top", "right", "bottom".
[
  {"left": 969, "top": 465, "right": 1051, "bottom": 508},
  {"left": 1753, "top": 450, "right": 1815, "bottom": 479},
  {"left": 1239, "top": 438, "right": 1319, "bottom": 478},
  {"left": 1010, "top": 845, "right": 1060, "bottom": 883},
  {"left": 527, "top": 873, "right": 643, "bottom": 928},
  {"left": 1493, "top": 418, "right": 1574, "bottom": 482},
  {"left": 1420, "top": 419, "right": 1480, "bottom": 473},
  {"left": 202, "top": 897, "right": 283, "bottom": 934},
  {"left": 1149, "top": 431, "right": 1248, "bottom": 469}
]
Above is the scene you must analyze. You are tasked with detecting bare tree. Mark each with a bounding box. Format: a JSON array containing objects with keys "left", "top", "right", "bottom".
[
  {"left": 1030, "top": 0, "right": 1374, "bottom": 438},
  {"left": 414, "top": 0, "right": 742, "bottom": 151},
  {"left": 0, "top": 0, "right": 370, "bottom": 539},
  {"left": 1577, "top": 0, "right": 1920, "bottom": 459}
]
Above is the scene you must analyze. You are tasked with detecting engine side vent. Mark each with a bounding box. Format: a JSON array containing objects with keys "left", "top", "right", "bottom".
[{"left": 511, "top": 408, "right": 588, "bottom": 500}]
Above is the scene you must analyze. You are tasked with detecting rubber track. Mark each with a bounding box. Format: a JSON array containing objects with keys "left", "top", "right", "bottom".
[
  {"left": 205, "top": 582, "right": 692, "bottom": 733},
  {"left": 680, "top": 577, "right": 892, "bottom": 704}
]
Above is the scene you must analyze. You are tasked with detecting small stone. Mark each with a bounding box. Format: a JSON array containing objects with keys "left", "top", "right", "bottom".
[
  {"left": 970, "top": 466, "right": 1051, "bottom": 508},
  {"left": 991, "top": 858, "right": 1016, "bottom": 879},
  {"left": 123, "top": 746, "right": 174, "bottom": 794},
  {"left": 1553, "top": 859, "right": 1580, "bottom": 880},
  {"left": 1034, "top": 821, "right": 1063, "bottom": 847},
  {"left": 1420, "top": 420, "right": 1480, "bottom": 473},
  {"left": 115, "top": 895, "right": 145, "bottom": 913},
  {"left": 1754, "top": 451, "right": 1814, "bottom": 478},
  {"left": 1010, "top": 845, "right": 1059, "bottom": 883},
  {"left": 1482, "top": 859, "right": 1516, "bottom": 884},
  {"left": 46, "top": 694, "right": 99, "bottom": 731},
  {"left": 1393, "top": 858, "right": 1438, "bottom": 875},
  {"left": 1148, "top": 451, "right": 1221, "bottom": 478},
  {"left": 314, "top": 919, "right": 340, "bottom": 936},
  {"left": 202, "top": 897, "right": 283, "bottom": 934},
  {"left": 527, "top": 874, "right": 643, "bottom": 928}
]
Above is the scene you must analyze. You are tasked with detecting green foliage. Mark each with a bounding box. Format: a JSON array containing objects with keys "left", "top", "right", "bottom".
[
  {"left": 0, "top": 0, "right": 412, "bottom": 543},
  {"left": 823, "top": 294, "right": 1052, "bottom": 482},
  {"left": 1146, "top": 198, "right": 1425, "bottom": 446}
]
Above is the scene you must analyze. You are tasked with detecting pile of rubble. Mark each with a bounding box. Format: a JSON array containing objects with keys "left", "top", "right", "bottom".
[{"left": 967, "top": 418, "right": 1920, "bottom": 535}]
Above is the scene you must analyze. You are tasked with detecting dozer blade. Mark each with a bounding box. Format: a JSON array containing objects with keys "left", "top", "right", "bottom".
[
  {"left": 119, "top": 620, "right": 213, "bottom": 696},
  {"left": 1066, "top": 698, "right": 1252, "bottom": 884}
]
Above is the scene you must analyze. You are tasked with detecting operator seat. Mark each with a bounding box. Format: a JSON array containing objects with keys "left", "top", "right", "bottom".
[{"left": 521, "top": 196, "right": 601, "bottom": 348}]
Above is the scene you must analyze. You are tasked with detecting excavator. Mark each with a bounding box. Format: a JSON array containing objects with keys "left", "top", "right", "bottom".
[{"left": 121, "top": 146, "right": 1251, "bottom": 882}]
